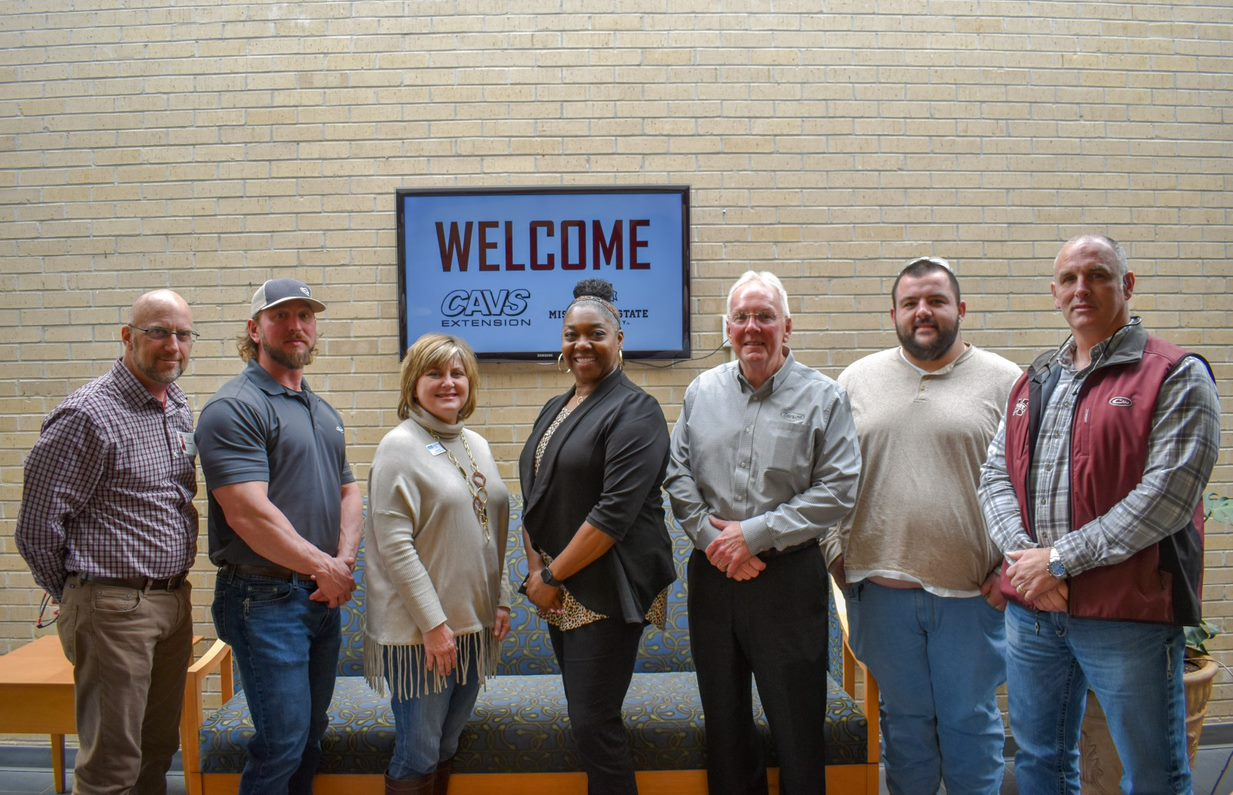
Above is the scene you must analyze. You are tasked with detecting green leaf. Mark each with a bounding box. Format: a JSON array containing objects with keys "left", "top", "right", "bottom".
[{"left": 1204, "top": 492, "right": 1233, "bottom": 528}]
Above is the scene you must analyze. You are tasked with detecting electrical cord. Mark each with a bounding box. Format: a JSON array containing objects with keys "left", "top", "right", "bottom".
[{"left": 624, "top": 338, "right": 729, "bottom": 369}]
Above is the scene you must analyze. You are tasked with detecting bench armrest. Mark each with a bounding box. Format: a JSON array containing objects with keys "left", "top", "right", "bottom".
[
  {"left": 180, "top": 639, "right": 234, "bottom": 794},
  {"left": 831, "top": 578, "right": 881, "bottom": 765}
]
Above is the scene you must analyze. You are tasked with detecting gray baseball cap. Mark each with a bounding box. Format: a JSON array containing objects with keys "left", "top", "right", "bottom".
[{"left": 250, "top": 278, "right": 326, "bottom": 318}]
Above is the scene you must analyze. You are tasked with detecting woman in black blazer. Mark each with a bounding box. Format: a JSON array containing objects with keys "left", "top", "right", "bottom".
[{"left": 518, "top": 279, "right": 675, "bottom": 794}]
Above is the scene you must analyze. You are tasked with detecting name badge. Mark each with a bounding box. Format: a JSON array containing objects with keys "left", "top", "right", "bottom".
[
  {"left": 176, "top": 430, "right": 197, "bottom": 458},
  {"left": 426, "top": 442, "right": 447, "bottom": 456}
]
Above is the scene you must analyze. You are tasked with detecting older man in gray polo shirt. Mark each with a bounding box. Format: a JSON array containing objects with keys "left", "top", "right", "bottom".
[
  {"left": 196, "top": 278, "right": 361, "bottom": 795},
  {"left": 665, "top": 270, "right": 861, "bottom": 795}
]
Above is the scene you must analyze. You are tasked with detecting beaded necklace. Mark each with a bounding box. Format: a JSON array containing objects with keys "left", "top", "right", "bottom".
[{"left": 429, "top": 430, "right": 490, "bottom": 544}]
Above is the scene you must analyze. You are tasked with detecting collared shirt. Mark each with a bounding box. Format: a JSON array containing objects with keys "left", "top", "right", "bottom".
[
  {"left": 16, "top": 359, "right": 198, "bottom": 599},
  {"left": 981, "top": 334, "right": 1221, "bottom": 576},
  {"left": 197, "top": 359, "right": 354, "bottom": 566},
  {"left": 665, "top": 351, "right": 861, "bottom": 555}
]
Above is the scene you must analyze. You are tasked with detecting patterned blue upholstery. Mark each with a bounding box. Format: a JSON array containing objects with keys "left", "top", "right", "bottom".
[
  {"left": 200, "top": 669, "right": 868, "bottom": 774},
  {"left": 197, "top": 496, "right": 870, "bottom": 774},
  {"left": 498, "top": 504, "right": 845, "bottom": 678},
  {"left": 337, "top": 545, "right": 368, "bottom": 677}
]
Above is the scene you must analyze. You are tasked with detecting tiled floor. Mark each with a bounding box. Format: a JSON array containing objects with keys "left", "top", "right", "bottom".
[
  {"left": 0, "top": 748, "right": 1230, "bottom": 794},
  {"left": 984, "top": 744, "right": 1233, "bottom": 794}
]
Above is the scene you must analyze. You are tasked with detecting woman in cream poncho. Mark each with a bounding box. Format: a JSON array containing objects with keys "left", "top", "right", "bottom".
[{"left": 364, "top": 334, "right": 511, "bottom": 795}]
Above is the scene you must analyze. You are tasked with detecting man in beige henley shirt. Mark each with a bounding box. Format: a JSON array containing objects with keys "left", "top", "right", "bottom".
[{"left": 825, "top": 257, "right": 1021, "bottom": 795}]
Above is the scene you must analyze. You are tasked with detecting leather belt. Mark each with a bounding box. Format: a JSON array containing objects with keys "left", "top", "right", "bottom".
[
  {"left": 220, "top": 563, "right": 301, "bottom": 581},
  {"left": 759, "top": 541, "right": 817, "bottom": 559},
  {"left": 73, "top": 572, "right": 189, "bottom": 591}
]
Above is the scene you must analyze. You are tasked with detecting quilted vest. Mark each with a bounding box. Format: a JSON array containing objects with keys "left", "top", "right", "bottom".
[{"left": 999, "top": 332, "right": 1205, "bottom": 626}]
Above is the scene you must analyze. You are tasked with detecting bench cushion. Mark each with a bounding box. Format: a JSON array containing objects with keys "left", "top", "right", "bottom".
[
  {"left": 497, "top": 520, "right": 845, "bottom": 678},
  {"left": 200, "top": 498, "right": 868, "bottom": 776},
  {"left": 199, "top": 671, "right": 869, "bottom": 774}
]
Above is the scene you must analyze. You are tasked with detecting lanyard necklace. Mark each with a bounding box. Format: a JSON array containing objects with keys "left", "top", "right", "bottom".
[{"left": 430, "top": 430, "right": 490, "bottom": 544}]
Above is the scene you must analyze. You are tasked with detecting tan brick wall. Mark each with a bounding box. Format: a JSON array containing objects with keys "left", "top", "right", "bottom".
[{"left": 2, "top": 0, "right": 1231, "bottom": 724}]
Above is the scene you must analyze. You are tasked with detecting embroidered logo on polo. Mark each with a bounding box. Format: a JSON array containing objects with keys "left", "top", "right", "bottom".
[
  {"left": 1108, "top": 396, "right": 1133, "bottom": 407},
  {"left": 780, "top": 411, "right": 805, "bottom": 423},
  {"left": 1013, "top": 398, "right": 1029, "bottom": 417}
]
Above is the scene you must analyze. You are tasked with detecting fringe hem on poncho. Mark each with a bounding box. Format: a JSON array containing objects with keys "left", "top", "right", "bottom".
[{"left": 364, "top": 628, "right": 500, "bottom": 700}]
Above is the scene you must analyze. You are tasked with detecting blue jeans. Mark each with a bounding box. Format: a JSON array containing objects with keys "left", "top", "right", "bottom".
[
  {"left": 385, "top": 651, "right": 481, "bottom": 779},
  {"left": 1005, "top": 602, "right": 1191, "bottom": 794},
  {"left": 847, "top": 582, "right": 1006, "bottom": 795},
  {"left": 212, "top": 570, "right": 341, "bottom": 795}
]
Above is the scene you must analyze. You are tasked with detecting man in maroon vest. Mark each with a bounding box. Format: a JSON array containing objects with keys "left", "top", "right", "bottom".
[{"left": 978, "top": 234, "right": 1220, "bottom": 792}]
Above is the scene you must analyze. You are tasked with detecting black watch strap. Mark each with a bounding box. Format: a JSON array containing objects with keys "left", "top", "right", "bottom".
[{"left": 540, "top": 567, "right": 564, "bottom": 588}]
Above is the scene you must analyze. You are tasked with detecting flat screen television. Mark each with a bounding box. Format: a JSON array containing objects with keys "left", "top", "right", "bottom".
[{"left": 397, "top": 186, "right": 691, "bottom": 361}]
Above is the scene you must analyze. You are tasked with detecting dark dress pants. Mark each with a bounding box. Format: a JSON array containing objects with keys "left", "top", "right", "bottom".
[
  {"left": 549, "top": 617, "right": 646, "bottom": 795},
  {"left": 688, "top": 545, "right": 829, "bottom": 795}
]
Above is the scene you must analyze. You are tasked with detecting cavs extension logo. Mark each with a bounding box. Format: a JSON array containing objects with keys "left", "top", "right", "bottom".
[
  {"left": 439, "top": 289, "right": 532, "bottom": 328},
  {"left": 1108, "top": 396, "right": 1134, "bottom": 408}
]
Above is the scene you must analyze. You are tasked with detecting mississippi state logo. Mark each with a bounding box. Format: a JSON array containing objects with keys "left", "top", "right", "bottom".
[
  {"left": 1109, "top": 396, "right": 1133, "bottom": 407},
  {"left": 1012, "top": 398, "right": 1029, "bottom": 417}
]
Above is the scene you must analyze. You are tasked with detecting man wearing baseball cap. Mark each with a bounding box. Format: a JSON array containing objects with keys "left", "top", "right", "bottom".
[{"left": 196, "top": 278, "right": 361, "bottom": 794}]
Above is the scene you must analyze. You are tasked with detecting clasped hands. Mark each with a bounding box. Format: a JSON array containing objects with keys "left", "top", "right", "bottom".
[
  {"left": 705, "top": 516, "right": 766, "bottom": 581},
  {"left": 308, "top": 553, "right": 358, "bottom": 608},
  {"left": 1004, "top": 547, "right": 1069, "bottom": 613},
  {"left": 525, "top": 566, "right": 564, "bottom": 615}
]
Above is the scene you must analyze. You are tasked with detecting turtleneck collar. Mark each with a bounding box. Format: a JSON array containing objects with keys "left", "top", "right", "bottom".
[{"left": 409, "top": 405, "right": 464, "bottom": 440}]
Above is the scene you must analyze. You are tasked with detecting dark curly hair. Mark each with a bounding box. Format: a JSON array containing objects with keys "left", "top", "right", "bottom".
[{"left": 567, "top": 278, "right": 621, "bottom": 328}]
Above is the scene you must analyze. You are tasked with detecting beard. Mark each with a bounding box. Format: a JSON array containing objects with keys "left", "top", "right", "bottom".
[
  {"left": 897, "top": 321, "right": 959, "bottom": 362},
  {"left": 260, "top": 330, "right": 317, "bottom": 370},
  {"left": 136, "top": 358, "right": 184, "bottom": 385}
]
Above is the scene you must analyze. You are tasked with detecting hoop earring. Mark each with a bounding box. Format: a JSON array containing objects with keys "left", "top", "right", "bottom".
[
  {"left": 618, "top": 349, "right": 624, "bottom": 369},
  {"left": 557, "top": 353, "right": 570, "bottom": 374}
]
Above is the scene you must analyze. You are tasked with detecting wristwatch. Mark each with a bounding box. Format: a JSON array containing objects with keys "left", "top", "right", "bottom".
[
  {"left": 540, "top": 567, "right": 564, "bottom": 588},
  {"left": 1048, "top": 548, "right": 1068, "bottom": 579}
]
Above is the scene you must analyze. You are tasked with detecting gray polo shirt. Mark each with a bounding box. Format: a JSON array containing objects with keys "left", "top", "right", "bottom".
[{"left": 197, "top": 359, "right": 354, "bottom": 567}]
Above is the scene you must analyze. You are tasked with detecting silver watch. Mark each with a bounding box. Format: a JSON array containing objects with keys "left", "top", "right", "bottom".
[{"left": 1048, "top": 548, "right": 1067, "bottom": 579}]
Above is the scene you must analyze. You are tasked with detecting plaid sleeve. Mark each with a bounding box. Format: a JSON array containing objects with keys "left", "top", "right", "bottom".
[{"left": 16, "top": 408, "right": 108, "bottom": 598}]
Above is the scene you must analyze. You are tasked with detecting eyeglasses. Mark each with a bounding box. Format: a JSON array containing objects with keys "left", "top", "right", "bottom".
[
  {"left": 728, "top": 311, "right": 779, "bottom": 326},
  {"left": 36, "top": 592, "right": 59, "bottom": 628},
  {"left": 128, "top": 324, "right": 199, "bottom": 343}
]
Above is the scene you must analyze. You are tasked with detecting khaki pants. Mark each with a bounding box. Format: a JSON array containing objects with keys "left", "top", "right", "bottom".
[{"left": 58, "top": 578, "right": 193, "bottom": 795}]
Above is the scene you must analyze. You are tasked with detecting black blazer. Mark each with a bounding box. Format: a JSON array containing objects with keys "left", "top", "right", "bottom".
[{"left": 519, "top": 369, "right": 675, "bottom": 623}]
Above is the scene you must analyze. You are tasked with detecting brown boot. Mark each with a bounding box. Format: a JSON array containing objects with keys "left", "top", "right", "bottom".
[
  {"left": 385, "top": 772, "right": 434, "bottom": 795},
  {"left": 434, "top": 758, "right": 454, "bottom": 795}
]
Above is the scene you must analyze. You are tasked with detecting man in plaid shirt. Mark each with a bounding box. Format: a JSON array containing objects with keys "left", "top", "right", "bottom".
[
  {"left": 17, "top": 289, "right": 199, "bottom": 795},
  {"left": 979, "top": 235, "right": 1220, "bottom": 793}
]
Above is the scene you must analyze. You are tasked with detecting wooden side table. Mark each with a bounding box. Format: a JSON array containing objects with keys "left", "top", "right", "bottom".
[
  {"left": 0, "top": 634, "right": 77, "bottom": 793},
  {"left": 0, "top": 632, "right": 206, "bottom": 793}
]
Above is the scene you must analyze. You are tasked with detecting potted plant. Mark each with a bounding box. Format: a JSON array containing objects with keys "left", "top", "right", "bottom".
[{"left": 1182, "top": 621, "right": 1220, "bottom": 761}]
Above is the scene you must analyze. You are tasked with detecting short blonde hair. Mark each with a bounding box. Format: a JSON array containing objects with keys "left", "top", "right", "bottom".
[{"left": 397, "top": 334, "right": 481, "bottom": 421}]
